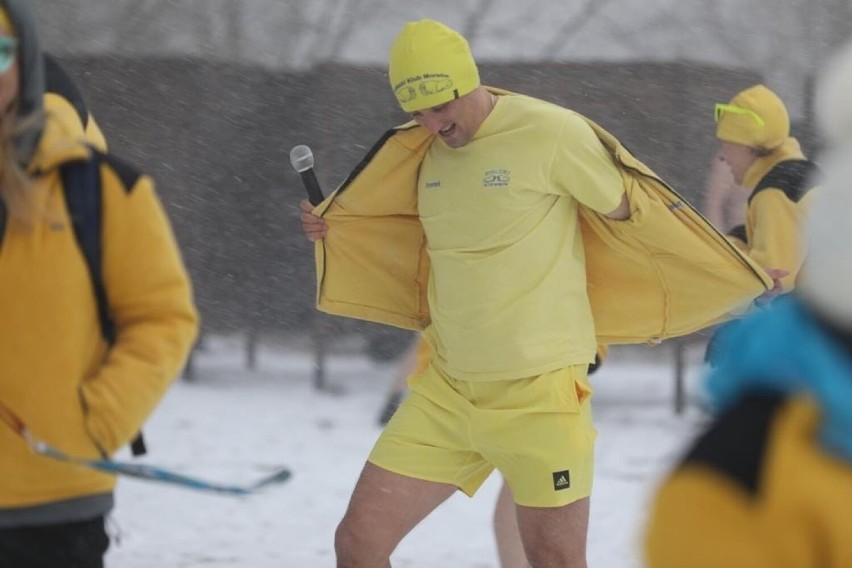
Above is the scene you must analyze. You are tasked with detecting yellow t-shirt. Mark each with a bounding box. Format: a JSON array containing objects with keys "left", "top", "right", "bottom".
[{"left": 418, "top": 94, "right": 624, "bottom": 381}]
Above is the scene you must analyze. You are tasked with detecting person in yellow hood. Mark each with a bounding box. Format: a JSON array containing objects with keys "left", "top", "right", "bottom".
[
  {"left": 645, "top": 41, "right": 852, "bottom": 568},
  {"left": 301, "top": 16, "right": 773, "bottom": 567},
  {"left": 0, "top": 1, "right": 198, "bottom": 566},
  {"left": 714, "top": 84, "right": 820, "bottom": 291},
  {"left": 703, "top": 85, "right": 820, "bottom": 366}
]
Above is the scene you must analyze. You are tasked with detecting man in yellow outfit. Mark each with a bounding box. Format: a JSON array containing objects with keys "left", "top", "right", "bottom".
[
  {"left": 301, "top": 18, "right": 769, "bottom": 567},
  {"left": 338, "top": 19, "right": 628, "bottom": 567}
]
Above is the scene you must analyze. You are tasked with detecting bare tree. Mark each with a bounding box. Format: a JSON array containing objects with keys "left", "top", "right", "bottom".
[
  {"left": 460, "top": 0, "right": 497, "bottom": 47},
  {"left": 324, "top": 0, "right": 386, "bottom": 60},
  {"left": 540, "top": 0, "right": 616, "bottom": 58}
]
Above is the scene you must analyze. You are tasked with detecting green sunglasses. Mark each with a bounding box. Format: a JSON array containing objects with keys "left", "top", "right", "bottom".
[
  {"left": 714, "top": 103, "right": 765, "bottom": 127},
  {"left": 0, "top": 36, "right": 18, "bottom": 75}
]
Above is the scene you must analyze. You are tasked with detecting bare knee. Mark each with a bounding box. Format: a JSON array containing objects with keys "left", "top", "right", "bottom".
[
  {"left": 334, "top": 516, "right": 391, "bottom": 568},
  {"left": 525, "top": 548, "right": 587, "bottom": 568},
  {"left": 524, "top": 536, "right": 587, "bottom": 568},
  {"left": 333, "top": 462, "right": 456, "bottom": 566},
  {"left": 517, "top": 497, "right": 590, "bottom": 568}
]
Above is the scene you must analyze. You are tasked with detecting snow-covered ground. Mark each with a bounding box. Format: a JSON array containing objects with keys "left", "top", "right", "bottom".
[{"left": 104, "top": 336, "right": 709, "bottom": 568}]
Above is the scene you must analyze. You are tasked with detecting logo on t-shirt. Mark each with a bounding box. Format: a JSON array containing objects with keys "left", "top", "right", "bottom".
[
  {"left": 483, "top": 169, "right": 511, "bottom": 188},
  {"left": 424, "top": 180, "right": 442, "bottom": 189},
  {"left": 552, "top": 470, "right": 571, "bottom": 491}
]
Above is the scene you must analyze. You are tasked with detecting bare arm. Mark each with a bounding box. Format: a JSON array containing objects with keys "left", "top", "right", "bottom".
[{"left": 604, "top": 192, "right": 630, "bottom": 220}]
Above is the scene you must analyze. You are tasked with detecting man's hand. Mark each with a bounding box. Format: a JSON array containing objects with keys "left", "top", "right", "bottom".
[
  {"left": 300, "top": 199, "right": 327, "bottom": 242},
  {"left": 757, "top": 268, "right": 790, "bottom": 304}
]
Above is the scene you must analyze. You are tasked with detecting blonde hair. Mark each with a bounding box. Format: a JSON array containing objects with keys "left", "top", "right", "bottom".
[
  {"left": 0, "top": 5, "right": 41, "bottom": 227},
  {"left": 0, "top": 104, "right": 40, "bottom": 227}
]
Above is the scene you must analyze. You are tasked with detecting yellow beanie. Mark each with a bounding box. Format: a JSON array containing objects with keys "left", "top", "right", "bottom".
[
  {"left": 715, "top": 84, "right": 790, "bottom": 150},
  {"left": 388, "top": 19, "right": 480, "bottom": 113}
]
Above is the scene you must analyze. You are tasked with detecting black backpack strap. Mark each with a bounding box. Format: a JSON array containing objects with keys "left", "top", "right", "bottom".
[
  {"left": 43, "top": 54, "right": 90, "bottom": 130},
  {"left": 749, "top": 159, "right": 820, "bottom": 205},
  {"left": 0, "top": 198, "right": 7, "bottom": 250},
  {"left": 61, "top": 156, "right": 116, "bottom": 344},
  {"left": 60, "top": 155, "right": 147, "bottom": 457},
  {"left": 727, "top": 224, "right": 747, "bottom": 243}
]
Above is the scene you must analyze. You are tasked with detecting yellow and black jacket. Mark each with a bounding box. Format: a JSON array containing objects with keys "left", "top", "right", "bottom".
[
  {"left": 646, "top": 394, "right": 852, "bottom": 568},
  {"left": 0, "top": 90, "right": 198, "bottom": 520},
  {"left": 311, "top": 89, "right": 772, "bottom": 345},
  {"left": 646, "top": 296, "right": 852, "bottom": 567},
  {"left": 727, "top": 138, "right": 819, "bottom": 291}
]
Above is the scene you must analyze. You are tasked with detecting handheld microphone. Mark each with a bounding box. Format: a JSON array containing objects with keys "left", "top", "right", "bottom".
[{"left": 289, "top": 145, "right": 325, "bottom": 206}]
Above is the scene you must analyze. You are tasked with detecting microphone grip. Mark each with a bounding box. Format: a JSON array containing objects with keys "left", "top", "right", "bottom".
[{"left": 300, "top": 169, "right": 325, "bottom": 206}]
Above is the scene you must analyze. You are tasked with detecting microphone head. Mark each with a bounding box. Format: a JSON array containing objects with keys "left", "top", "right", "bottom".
[{"left": 289, "top": 145, "right": 315, "bottom": 172}]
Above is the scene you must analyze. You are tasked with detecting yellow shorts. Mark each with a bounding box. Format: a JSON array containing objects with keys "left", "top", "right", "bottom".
[{"left": 368, "top": 363, "right": 596, "bottom": 507}]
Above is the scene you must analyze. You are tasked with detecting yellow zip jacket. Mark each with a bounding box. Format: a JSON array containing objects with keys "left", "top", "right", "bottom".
[
  {"left": 738, "top": 138, "right": 819, "bottom": 292},
  {"left": 311, "top": 90, "right": 772, "bottom": 344},
  {"left": 0, "top": 94, "right": 198, "bottom": 508},
  {"left": 645, "top": 394, "right": 852, "bottom": 568}
]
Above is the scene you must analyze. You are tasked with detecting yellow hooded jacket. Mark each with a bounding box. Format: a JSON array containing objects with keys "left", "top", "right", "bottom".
[
  {"left": 0, "top": 93, "right": 198, "bottom": 509},
  {"left": 645, "top": 394, "right": 852, "bottom": 568},
  {"left": 732, "top": 138, "right": 819, "bottom": 292},
  {"left": 311, "top": 90, "right": 772, "bottom": 344}
]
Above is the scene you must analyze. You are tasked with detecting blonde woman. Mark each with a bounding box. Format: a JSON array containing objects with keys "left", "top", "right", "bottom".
[{"left": 0, "top": 1, "right": 197, "bottom": 566}]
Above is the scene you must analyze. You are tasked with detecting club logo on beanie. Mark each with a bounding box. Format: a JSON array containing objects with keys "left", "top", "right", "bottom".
[
  {"left": 388, "top": 19, "right": 480, "bottom": 113},
  {"left": 394, "top": 74, "right": 454, "bottom": 105}
]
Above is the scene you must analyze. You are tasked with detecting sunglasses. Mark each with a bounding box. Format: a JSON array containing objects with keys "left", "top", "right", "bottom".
[
  {"left": 0, "top": 36, "right": 17, "bottom": 75},
  {"left": 714, "top": 103, "right": 765, "bottom": 127}
]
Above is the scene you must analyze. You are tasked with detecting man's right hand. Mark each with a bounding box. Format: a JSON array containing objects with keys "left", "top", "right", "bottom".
[{"left": 300, "top": 199, "right": 327, "bottom": 242}]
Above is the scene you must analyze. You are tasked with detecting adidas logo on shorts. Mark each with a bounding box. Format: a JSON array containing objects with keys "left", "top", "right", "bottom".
[{"left": 552, "top": 470, "right": 571, "bottom": 491}]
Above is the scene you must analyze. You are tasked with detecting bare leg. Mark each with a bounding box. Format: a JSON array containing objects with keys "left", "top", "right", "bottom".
[
  {"left": 493, "top": 479, "right": 531, "bottom": 568},
  {"left": 335, "top": 462, "right": 458, "bottom": 567},
  {"left": 377, "top": 338, "right": 421, "bottom": 425},
  {"left": 516, "top": 497, "right": 590, "bottom": 568}
]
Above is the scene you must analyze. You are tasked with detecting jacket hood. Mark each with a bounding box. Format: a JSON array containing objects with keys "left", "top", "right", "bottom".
[
  {"left": 1, "top": 0, "right": 45, "bottom": 164},
  {"left": 742, "top": 137, "right": 805, "bottom": 190},
  {"left": 30, "top": 92, "right": 91, "bottom": 172}
]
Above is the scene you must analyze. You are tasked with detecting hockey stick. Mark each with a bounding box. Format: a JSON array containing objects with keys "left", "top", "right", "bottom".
[{"left": 0, "top": 401, "right": 291, "bottom": 496}]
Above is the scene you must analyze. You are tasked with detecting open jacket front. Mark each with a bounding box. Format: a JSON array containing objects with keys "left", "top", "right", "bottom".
[{"left": 311, "top": 90, "right": 773, "bottom": 345}]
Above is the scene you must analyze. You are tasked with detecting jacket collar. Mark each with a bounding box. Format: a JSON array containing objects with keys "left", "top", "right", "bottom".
[
  {"left": 28, "top": 92, "right": 91, "bottom": 175},
  {"left": 742, "top": 137, "right": 806, "bottom": 190}
]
